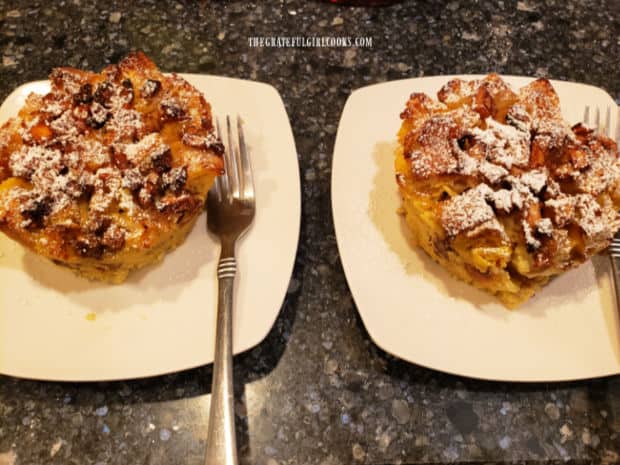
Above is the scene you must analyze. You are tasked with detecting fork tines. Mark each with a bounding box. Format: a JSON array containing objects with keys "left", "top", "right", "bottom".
[
  {"left": 583, "top": 106, "right": 612, "bottom": 137},
  {"left": 213, "top": 115, "right": 255, "bottom": 202}
]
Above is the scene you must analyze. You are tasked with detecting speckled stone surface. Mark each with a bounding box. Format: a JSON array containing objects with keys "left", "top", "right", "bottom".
[{"left": 1, "top": 0, "right": 619, "bottom": 464}]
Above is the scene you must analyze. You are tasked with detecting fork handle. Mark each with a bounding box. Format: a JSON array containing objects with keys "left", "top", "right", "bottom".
[{"left": 205, "top": 251, "right": 238, "bottom": 465}]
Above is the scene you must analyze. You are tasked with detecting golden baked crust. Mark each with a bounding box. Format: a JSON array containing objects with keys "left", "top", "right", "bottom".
[
  {"left": 396, "top": 74, "right": 620, "bottom": 307},
  {"left": 0, "top": 52, "right": 224, "bottom": 282}
]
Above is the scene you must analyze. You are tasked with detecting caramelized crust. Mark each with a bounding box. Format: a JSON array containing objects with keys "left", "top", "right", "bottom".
[
  {"left": 396, "top": 74, "right": 620, "bottom": 307},
  {"left": 0, "top": 52, "right": 224, "bottom": 282}
]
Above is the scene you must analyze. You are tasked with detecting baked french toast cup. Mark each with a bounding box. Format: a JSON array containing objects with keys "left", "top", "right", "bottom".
[
  {"left": 396, "top": 74, "right": 620, "bottom": 307},
  {"left": 0, "top": 52, "right": 224, "bottom": 283}
]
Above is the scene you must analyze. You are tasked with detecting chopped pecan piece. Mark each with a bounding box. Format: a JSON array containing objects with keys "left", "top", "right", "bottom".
[
  {"left": 162, "top": 166, "right": 187, "bottom": 194},
  {"left": 119, "top": 79, "right": 134, "bottom": 105},
  {"left": 122, "top": 168, "right": 143, "bottom": 192},
  {"left": 21, "top": 196, "right": 52, "bottom": 229},
  {"left": 156, "top": 193, "right": 201, "bottom": 216},
  {"left": 86, "top": 214, "right": 112, "bottom": 236},
  {"left": 160, "top": 99, "right": 187, "bottom": 121},
  {"left": 73, "top": 83, "right": 93, "bottom": 105},
  {"left": 182, "top": 127, "right": 224, "bottom": 155},
  {"left": 140, "top": 79, "right": 161, "bottom": 98},
  {"left": 93, "top": 81, "right": 114, "bottom": 108},
  {"left": 111, "top": 148, "right": 130, "bottom": 170},
  {"left": 150, "top": 146, "right": 172, "bottom": 173},
  {"left": 75, "top": 234, "right": 104, "bottom": 258},
  {"left": 102, "top": 223, "right": 125, "bottom": 251},
  {"left": 86, "top": 102, "right": 110, "bottom": 129}
]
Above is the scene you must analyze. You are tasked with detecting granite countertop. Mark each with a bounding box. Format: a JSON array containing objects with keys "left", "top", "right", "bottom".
[{"left": 1, "top": 0, "right": 619, "bottom": 464}]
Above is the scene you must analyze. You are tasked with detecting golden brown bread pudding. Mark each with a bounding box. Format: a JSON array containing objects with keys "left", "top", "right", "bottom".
[
  {"left": 396, "top": 74, "right": 620, "bottom": 307},
  {"left": 0, "top": 52, "right": 224, "bottom": 283}
]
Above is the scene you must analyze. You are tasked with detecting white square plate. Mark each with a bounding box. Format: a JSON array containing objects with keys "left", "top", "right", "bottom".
[
  {"left": 332, "top": 75, "right": 620, "bottom": 382},
  {"left": 0, "top": 74, "right": 300, "bottom": 381}
]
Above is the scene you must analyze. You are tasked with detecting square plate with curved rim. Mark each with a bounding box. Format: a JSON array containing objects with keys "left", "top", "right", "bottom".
[
  {"left": 332, "top": 75, "right": 620, "bottom": 382},
  {"left": 0, "top": 74, "right": 300, "bottom": 381}
]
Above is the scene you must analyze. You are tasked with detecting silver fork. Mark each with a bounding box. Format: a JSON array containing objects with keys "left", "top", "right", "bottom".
[
  {"left": 205, "top": 115, "right": 255, "bottom": 465},
  {"left": 584, "top": 106, "right": 620, "bottom": 310}
]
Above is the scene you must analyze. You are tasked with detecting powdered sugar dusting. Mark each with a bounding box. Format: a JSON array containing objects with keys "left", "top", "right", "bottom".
[
  {"left": 409, "top": 115, "right": 458, "bottom": 178},
  {"left": 0, "top": 64, "right": 215, "bottom": 231},
  {"left": 77, "top": 139, "right": 109, "bottom": 168},
  {"left": 470, "top": 118, "right": 530, "bottom": 169},
  {"left": 122, "top": 133, "right": 167, "bottom": 166},
  {"left": 522, "top": 219, "right": 541, "bottom": 249},
  {"left": 506, "top": 104, "right": 532, "bottom": 132},
  {"left": 0, "top": 53, "right": 224, "bottom": 269},
  {"left": 519, "top": 170, "right": 547, "bottom": 194},
  {"left": 536, "top": 218, "right": 553, "bottom": 236},
  {"left": 479, "top": 160, "right": 508, "bottom": 184},
  {"left": 49, "top": 111, "right": 80, "bottom": 140},
  {"left": 400, "top": 74, "right": 620, "bottom": 263},
  {"left": 441, "top": 184, "right": 506, "bottom": 239},
  {"left": 182, "top": 131, "right": 221, "bottom": 149},
  {"left": 41, "top": 98, "right": 66, "bottom": 118},
  {"left": 488, "top": 188, "right": 513, "bottom": 213},
  {"left": 544, "top": 196, "right": 576, "bottom": 227},
  {"left": 574, "top": 194, "right": 617, "bottom": 244},
  {"left": 18, "top": 116, "right": 41, "bottom": 144},
  {"left": 575, "top": 144, "right": 620, "bottom": 196},
  {"left": 7, "top": 145, "right": 82, "bottom": 226},
  {"left": 437, "top": 78, "right": 481, "bottom": 104},
  {"left": 107, "top": 108, "right": 144, "bottom": 141},
  {"left": 90, "top": 167, "right": 122, "bottom": 213}
]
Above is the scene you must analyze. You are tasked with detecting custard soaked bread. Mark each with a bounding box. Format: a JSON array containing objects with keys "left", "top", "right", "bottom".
[
  {"left": 0, "top": 52, "right": 224, "bottom": 282},
  {"left": 396, "top": 74, "right": 620, "bottom": 307}
]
